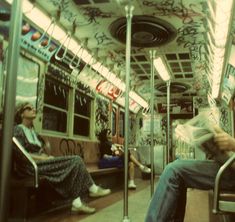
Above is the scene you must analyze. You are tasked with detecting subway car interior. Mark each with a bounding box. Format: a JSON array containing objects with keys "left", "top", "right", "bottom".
[{"left": 0, "top": 0, "right": 235, "bottom": 221}]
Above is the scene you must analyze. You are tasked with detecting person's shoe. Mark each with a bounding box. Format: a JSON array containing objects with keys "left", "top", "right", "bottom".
[
  {"left": 140, "top": 165, "right": 151, "bottom": 173},
  {"left": 89, "top": 186, "right": 111, "bottom": 197},
  {"left": 128, "top": 181, "right": 137, "bottom": 189},
  {"left": 71, "top": 203, "right": 96, "bottom": 214}
]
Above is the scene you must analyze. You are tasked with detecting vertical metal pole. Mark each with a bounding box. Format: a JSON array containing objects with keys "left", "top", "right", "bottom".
[
  {"left": 166, "top": 80, "right": 171, "bottom": 164},
  {"left": 123, "top": 3, "right": 134, "bottom": 222},
  {"left": 149, "top": 50, "right": 155, "bottom": 196},
  {"left": 0, "top": 0, "right": 23, "bottom": 221}
]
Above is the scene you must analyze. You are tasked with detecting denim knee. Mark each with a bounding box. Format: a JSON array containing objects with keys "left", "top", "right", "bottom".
[
  {"left": 160, "top": 160, "right": 184, "bottom": 184},
  {"left": 163, "top": 160, "right": 180, "bottom": 174}
]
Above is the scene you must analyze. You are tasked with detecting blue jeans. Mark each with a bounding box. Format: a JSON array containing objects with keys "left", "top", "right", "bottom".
[{"left": 145, "top": 159, "right": 235, "bottom": 222}]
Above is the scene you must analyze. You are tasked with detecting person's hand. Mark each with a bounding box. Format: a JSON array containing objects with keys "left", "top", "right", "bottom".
[
  {"left": 30, "top": 153, "right": 54, "bottom": 162},
  {"left": 114, "top": 150, "right": 121, "bottom": 156},
  {"left": 213, "top": 125, "right": 235, "bottom": 152},
  {"left": 47, "top": 155, "right": 54, "bottom": 159},
  {"left": 45, "top": 141, "right": 51, "bottom": 150}
]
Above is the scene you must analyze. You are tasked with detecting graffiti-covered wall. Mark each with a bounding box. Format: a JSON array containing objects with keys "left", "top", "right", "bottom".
[{"left": 95, "top": 96, "right": 109, "bottom": 136}]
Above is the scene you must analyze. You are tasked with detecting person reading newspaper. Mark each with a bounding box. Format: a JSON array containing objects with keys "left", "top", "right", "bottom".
[
  {"left": 145, "top": 113, "right": 235, "bottom": 222},
  {"left": 174, "top": 112, "right": 235, "bottom": 167}
]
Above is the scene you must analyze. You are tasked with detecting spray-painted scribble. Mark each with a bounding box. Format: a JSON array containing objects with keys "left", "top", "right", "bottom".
[
  {"left": 81, "top": 7, "right": 112, "bottom": 25},
  {"left": 220, "top": 106, "right": 231, "bottom": 134},
  {"left": 50, "top": 0, "right": 77, "bottom": 22},
  {"left": 176, "top": 20, "right": 205, "bottom": 61},
  {"left": 143, "top": 0, "right": 202, "bottom": 24},
  {"left": 94, "top": 32, "right": 112, "bottom": 45}
]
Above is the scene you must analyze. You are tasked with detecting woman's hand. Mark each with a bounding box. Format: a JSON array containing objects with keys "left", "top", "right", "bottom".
[
  {"left": 213, "top": 125, "right": 235, "bottom": 152},
  {"left": 30, "top": 153, "right": 54, "bottom": 162},
  {"left": 114, "top": 150, "right": 122, "bottom": 156}
]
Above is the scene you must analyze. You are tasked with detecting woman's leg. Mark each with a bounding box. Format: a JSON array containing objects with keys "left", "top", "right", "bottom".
[
  {"left": 129, "top": 161, "right": 135, "bottom": 180},
  {"left": 130, "top": 154, "right": 151, "bottom": 173},
  {"left": 128, "top": 161, "right": 137, "bottom": 189},
  {"left": 145, "top": 159, "right": 232, "bottom": 222},
  {"left": 35, "top": 155, "right": 94, "bottom": 199},
  {"left": 36, "top": 156, "right": 110, "bottom": 199},
  {"left": 130, "top": 154, "right": 142, "bottom": 167}
]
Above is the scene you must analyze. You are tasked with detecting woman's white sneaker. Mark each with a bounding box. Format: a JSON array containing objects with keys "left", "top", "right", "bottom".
[
  {"left": 71, "top": 203, "right": 96, "bottom": 214},
  {"left": 89, "top": 186, "right": 111, "bottom": 197},
  {"left": 140, "top": 165, "right": 151, "bottom": 173},
  {"left": 128, "top": 181, "right": 137, "bottom": 189}
]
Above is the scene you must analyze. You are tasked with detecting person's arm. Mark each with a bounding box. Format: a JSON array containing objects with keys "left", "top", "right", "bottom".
[
  {"left": 14, "top": 125, "right": 28, "bottom": 147},
  {"left": 37, "top": 135, "right": 51, "bottom": 154},
  {"left": 214, "top": 125, "right": 235, "bottom": 152},
  {"left": 112, "top": 144, "right": 124, "bottom": 156},
  {"left": 30, "top": 153, "right": 54, "bottom": 162}
]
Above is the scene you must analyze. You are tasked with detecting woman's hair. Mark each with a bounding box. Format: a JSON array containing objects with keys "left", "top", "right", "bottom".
[
  {"left": 97, "top": 128, "right": 111, "bottom": 142},
  {"left": 14, "top": 102, "right": 31, "bottom": 124}
]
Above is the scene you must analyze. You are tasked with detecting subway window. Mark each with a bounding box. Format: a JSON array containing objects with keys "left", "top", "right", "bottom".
[
  {"left": 42, "top": 76, "right": 69, "bottom": 133},
  {"left": 119, "top": 111, "right": 125, "bottom": 137},
  {"left": 73, "top": 90, "right": 92, "bottom": 137},
  {"left": 112, "top": 106, "right": 117, "bottom": 136}
]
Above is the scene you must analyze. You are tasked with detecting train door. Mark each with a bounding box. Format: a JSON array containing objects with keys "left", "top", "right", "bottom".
[{"left": 111, "top": 105, "right": 125, "bottom": 145}]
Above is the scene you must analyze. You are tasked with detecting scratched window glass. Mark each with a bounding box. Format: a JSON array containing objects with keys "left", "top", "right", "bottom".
[
  {"left": 42, "top": 76, "right": 69, "bottom": 133},
  {"left": 73, "top": 90, "right": 92, "bottom": 137},
  {"left": 119, "top": 111, "right": 125, "bottom": 138},
  {"left": 112, "top": 106, "right": 117, "bottom": 136},
  {"left": 42, "top": 106, "right": 67, "bottom": 133}
]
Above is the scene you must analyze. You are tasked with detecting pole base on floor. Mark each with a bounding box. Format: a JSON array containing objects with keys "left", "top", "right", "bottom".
[{"left": 122, "top": 216, "right": 131, "bottom": 222}]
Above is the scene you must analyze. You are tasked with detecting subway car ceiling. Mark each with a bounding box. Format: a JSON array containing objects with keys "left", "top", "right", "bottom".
[{"left": 1, "top": 0, "right": 235, "bottom": 113}]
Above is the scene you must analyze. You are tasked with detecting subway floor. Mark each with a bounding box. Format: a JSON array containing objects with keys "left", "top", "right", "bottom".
[{"left": 30, "top": 177, "right": 216, "bottom": 222}]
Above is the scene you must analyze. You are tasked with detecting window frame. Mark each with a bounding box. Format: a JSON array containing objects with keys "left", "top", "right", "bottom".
[
  {"left": 73, "top": 89, "right": 93, "bottom": 138},
  {"left": 110, "top": 103, "right": 125, "bottom": 144},
  {"left": 42, "top": 75, "right": 70, "bottom": 136},
  {"left": 41, "top": 74, "right": 94, "bottom": 139}
]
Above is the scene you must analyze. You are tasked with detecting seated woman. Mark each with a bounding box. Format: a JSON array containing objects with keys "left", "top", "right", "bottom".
[
  {"left": 145, "top": 125, "right": 235, "bottom": 222},
  {"left": 13, "top": 102, "right": 111, "bottom": 214},
  {"left": 97, "top": 129, "right": 151, "bottom": 189}
]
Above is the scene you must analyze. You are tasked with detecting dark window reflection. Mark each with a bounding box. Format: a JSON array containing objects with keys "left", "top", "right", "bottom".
[
  {"left": 73, "top": 116, "right": 90, "bottom": 136},
  {"left": 44, "top": 78, "right": 68, "bottom": 109},
  {"left": 74, "top": 91, "right": 91, "bottom": 117},
  {"left": 112, "top": 108, "right": 116, "bottom": 136},
  {"left": 73, "top": 90, "right": 92, "bottom": 137},
  {"left": 119, "top": 111, "right": 125, "bottom": 137},
  {"left": 42, "top": 106, "right": 67, "bottom": 132}
]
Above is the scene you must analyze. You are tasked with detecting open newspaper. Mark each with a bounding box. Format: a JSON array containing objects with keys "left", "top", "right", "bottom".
[{"left": 175, "top": 112, "right": 234, "bottom": 167}]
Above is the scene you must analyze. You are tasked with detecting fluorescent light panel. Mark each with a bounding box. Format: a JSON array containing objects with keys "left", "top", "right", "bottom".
[
  {"left": 153, "top": 57, "right": 171, "bottom": 81},
  {"left": 129, "top": 91, "right": 149, "bottom": 108},
  {"left": 209, "top": 0, "right": 234, "bottom": 98}
]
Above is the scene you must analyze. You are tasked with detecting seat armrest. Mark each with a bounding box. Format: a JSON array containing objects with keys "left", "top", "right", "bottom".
[
  {"left": 12, "top": 137, "right": 39, "bottom": 188},
  {"left": 213, "top": 153, "right": 235, "bottom": 213}
]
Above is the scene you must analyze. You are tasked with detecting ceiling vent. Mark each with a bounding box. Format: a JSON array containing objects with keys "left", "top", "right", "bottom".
[
  {"left": 109, "top": 15, "right": 176, "bottom": 48},
  {"left": 156, "top": 82, "right": 189, "bottom": 93}
]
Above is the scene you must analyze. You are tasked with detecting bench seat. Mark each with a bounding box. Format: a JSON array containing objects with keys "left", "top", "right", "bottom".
[
  {"left": 87, "top": 162, "right": 123, "bottom": 175},
  {"left": 9, "top": 163, "right": 124, "bottom": 222},
  {"left": 9, "top": 137, "right": 124, "bottom": 221},
  {"left": 219, "top": 191, "right": 235, "bottom": 202},
  {"left": 86, "top": 163, "right": 124, "bottom": 189}
]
